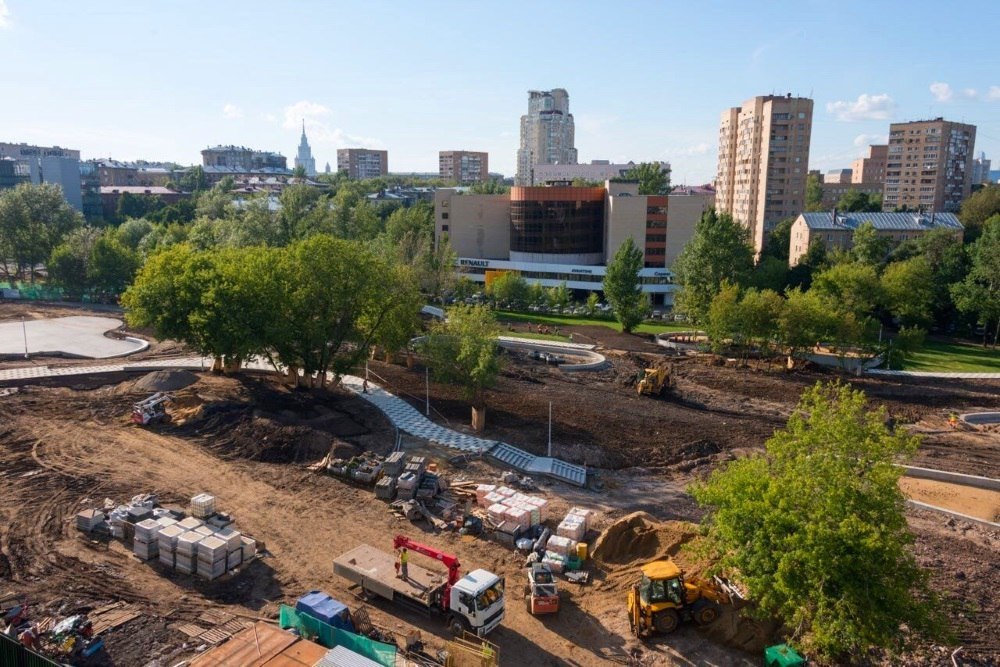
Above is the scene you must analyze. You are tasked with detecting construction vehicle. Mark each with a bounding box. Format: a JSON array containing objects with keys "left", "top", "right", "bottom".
[
  {"left": 524, "top": 562, "right": 559, "bottom": 615},
  {"left": 636, "top": 365, "right": 672, "bottom": 396},
  {"left": 627, "top": 559, "right": 741, "bottom": 637},
  {"left": 334, "top": 534, "right": 505, "bottom": 637},
  {"left": 131, "top": 393, "right": 172, "bottom": 425}
]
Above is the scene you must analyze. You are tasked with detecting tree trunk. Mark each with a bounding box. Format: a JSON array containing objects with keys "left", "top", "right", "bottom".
[
  {"left": 285, "top": 366, "right": 299, "bottom": 386},
  {"left": 211, "top": 356, "right": 224, "bottom": 373},
  {"left": 471, "top": 406, "right": 486, "bottom": 433},
  {"left": 406, "top": 351, "right": 415, "bottom": 369}
]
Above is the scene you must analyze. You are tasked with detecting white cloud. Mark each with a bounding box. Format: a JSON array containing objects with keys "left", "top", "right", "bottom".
[
  {"left": 679, "top": 142, "right": 711, "bottom": 156},
  {"left": 961, "top": 88, "right": 979, "bottom": 100},
  {"left": 853, "top": 133, "right": 888, "bottom": 148},
  {"left": 0, "top": 0, "right": 11, "bottom": 29},
  {"left": 280, "top": 100, "right": 380, "bottom": 148},
  {"left": 826, "top": 93, "right": 895, "bottom": 121},
  {"left": 929, "top": 82, "right": 953, "bottom": 102},
  {"left": 989, "top": 86, "right": 1000, "bottom": 101},
  {"left": 222, "top": 103, "right": 243, "bottom": 120}
]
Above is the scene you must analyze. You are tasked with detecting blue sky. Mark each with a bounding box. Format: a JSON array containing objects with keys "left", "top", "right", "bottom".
[{"left": 1, "top": 0, "right": 997, "bottom": 183}]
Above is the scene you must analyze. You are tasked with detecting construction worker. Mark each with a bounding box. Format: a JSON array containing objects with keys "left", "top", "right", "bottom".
[
  {"left": 362, "top": 378, "right": 369, "bottom": 394},
  {"left": 399, "top": 547, "right": 409, "bottom": 581},
  {"left": 948, "top": 413, "right": 959, "bottom": 429}
]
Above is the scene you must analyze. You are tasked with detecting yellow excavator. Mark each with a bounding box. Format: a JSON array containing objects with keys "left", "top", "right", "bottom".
[
  {"left": 627, "top": 559, "right": 742, "bottom": 637},
  {"left": 636, "top": 365, "right": 672, "bottom": 396}
]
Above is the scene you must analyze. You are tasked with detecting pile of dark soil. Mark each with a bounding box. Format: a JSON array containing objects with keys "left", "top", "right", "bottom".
[{"left": 121, "top": 369, "right": 199, "bottom": 394}]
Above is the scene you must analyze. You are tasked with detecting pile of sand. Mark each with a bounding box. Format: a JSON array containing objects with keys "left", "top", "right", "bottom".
[
  {"left": 591, "top": 511, "right": 698, "bottom": 566},
  {"left": 126, "top": 369, "right": 199, "bottom": 394}
]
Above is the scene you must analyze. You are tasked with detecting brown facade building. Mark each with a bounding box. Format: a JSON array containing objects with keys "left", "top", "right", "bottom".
[
  {"left": 851, "top": 144, "right": 887, "bottom": 184},
  {"left": 819, "top": 182, "right": 884, "bottom": 208},
  {"left": 439, "top": 151, "right": 488, "bottom": 185},
  {"left": 337, "top": 149, "right": 388, "bottom": 180},
  {"left": 715, "top": 94, "right": 813, "bottom": 254},
  {"left": 883, "top": 118, "right": 976, "bottom": 212}
]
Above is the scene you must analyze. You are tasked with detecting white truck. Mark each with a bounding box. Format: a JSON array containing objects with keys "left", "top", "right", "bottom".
[{"left": 334, "top": 534, "right": 505, "bottom": 637}]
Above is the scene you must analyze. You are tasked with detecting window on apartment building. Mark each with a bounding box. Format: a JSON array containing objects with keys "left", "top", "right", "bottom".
[{"left": 441, "top": 225, "right": 449, "bottom": 232}]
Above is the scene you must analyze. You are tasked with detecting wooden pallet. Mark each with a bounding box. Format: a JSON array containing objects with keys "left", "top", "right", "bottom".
[
  {"left": 170, "top": 622, "right": 208, "bottom": 638},
  {"left": 90, "top": 606, "right": 141, "bottom": 635},
  {"left": 197, "top": 627, "right": 232, "bottom": 645},
  {"left": 219, "top": 618, "right": 249, "bottom": 635},
  {"left": 197, "top": 609, "right": 233, "bottom": 626}
]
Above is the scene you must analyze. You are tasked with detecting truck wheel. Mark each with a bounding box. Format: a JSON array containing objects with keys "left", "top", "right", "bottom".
[
  {"left": 693, "top": 600, "right": 720, "bottom": 626},
  {"left": 653, "top": 608, "right": 679, "bottom": 633},
  {"left": 448, "top": 617, "right": 465, "bottom": 637}
]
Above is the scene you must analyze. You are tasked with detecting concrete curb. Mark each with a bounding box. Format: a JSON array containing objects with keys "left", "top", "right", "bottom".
[
  {"left": 906, "top": 500, "right": 1000, "bottom": 531},
  {"left": 901, "top": 465, "right": 1000, "bottom": 492}
]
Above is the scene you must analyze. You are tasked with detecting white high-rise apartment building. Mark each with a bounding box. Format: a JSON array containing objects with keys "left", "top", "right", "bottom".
[{"left": 515, "top": 89, "right": 578, "bottom": 185}]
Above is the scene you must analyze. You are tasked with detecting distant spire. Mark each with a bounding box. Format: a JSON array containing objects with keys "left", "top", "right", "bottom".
[{"left": 301, "top": 118, "right": 306, "bottom": 139}]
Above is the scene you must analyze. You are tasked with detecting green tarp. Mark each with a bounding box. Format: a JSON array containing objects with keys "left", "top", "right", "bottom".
[{"left": 279, "top": 604, "right": 396, "bottom": 667}]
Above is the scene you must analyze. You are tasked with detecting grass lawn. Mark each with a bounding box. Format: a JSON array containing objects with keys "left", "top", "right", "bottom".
[
  {"left": 499, "top": 330, "right": 571, "bottom": 342},
  {"left": 496, "top": 310, "right": 693, "bottom": 335},
  {"left": 904, "top": 339, "right": 1000, "bottom": 373}
]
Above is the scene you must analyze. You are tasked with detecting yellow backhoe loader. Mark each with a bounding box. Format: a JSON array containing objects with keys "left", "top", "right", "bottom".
[{"left": 627, "top": 559, "right": 742, "bottom": 637}]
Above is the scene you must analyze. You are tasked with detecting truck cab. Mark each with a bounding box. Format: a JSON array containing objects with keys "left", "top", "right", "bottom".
[{"left": 449, "top": 569, "right": 505, "bottom": 637}]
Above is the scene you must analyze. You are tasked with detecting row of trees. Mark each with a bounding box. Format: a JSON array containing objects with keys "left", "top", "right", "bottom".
[{"left": 122, "top": 236, "right": 421, "bottom": 383}]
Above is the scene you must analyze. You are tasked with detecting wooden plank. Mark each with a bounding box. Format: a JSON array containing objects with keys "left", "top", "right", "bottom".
[
  {"left": 198, "top": 609, "right": 233, "bottom": 626},
  {"left": 219, "top": 618, "right": 249, "bottom": 635},
  {"left": 91, "top": 610, "right": 141, "bottom": 635},
  {"left": 90, "top": 601, "right": 126, "bottom": 616},
  {"left": 171, "top": 622, "right": 208, "bottom": 638}
]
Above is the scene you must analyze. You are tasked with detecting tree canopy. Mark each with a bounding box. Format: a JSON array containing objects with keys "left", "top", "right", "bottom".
[
  {"left": 623, "top": 162, "right": 671, "bottom": 195},
  {"left": 0, "top": 183, "right": 83, "bottom": 282},
  {"left": 691, "top": 382, "right": 944, "bottom": 661},
  {"left": 951, "top": 217, "right": 1000, "bottom": 345},
  {"left": 423, "top": 304, "right": 501, "bottom": 410},
  {"left": 673, "top": 210, "right": 754, "bottom": 324},
  {"left": 603, "top": 236, "right": 648, "bottom": 333}
]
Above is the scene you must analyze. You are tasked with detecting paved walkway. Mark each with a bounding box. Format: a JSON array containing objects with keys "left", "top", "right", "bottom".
[{"left": 0, "top": 316, "right": 148, "bottom": 359}]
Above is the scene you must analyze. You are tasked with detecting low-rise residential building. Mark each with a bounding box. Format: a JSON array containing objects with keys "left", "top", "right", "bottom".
[
  {"left": 201, "top": 145, "right": 289, "bottom": 184},
  {"left": 92, "top": 159, "right": 177, "bottom": 187},
  {"left": 99, "top": 185, "right": 188, "bottom": 220},
  {"left": 819, "top": 182, "right": 884, "bottom": 208},
  {"left": 435, "top": 180, "right": 695, "bottom": 305},
  {"left": 823, "top": 169, "right": 852, "bottom": 184},
  {"left": 789, "top": 210, "right": 963, "bottom": 266},
  {"left": 337, "top": 149, "right": 388, "bottom": 179},
  {"left": 439, "top": 151, "right": 488, "bottom": 185}
]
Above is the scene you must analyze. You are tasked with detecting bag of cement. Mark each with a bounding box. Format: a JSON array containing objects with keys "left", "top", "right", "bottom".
[{"left": 516, "top": 537, "right": 534, "bottom": 551}]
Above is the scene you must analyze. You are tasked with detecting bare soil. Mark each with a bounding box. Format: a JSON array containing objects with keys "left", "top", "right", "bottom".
[
  {"left": 900, "top": 478, "right": 1000, "bottom": 522},
  {"left": 1, "top": 309, "right": 999, "bottom": 665}
]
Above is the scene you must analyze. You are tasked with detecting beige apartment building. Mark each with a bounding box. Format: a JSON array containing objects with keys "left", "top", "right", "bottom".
[
  {"left": 336, "top": 148, "right": 388, "bottom": 180},
  {"left": 852, "top": 144, "right": 887, "bottom": 184},
  {"left": 715, "top": 94, "right": 813, "bottom": 254},
  {"left": 883, "top": 118, "right": 976, "bottom": 212},
  {"left": 439, "top": 151, "right": 488, "bottom": 185}
]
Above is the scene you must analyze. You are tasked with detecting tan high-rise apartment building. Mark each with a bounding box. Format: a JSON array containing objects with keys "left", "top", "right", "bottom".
[
  {"left": 715, "top": 94, "right": 813, "bottom": 254},
  {"left": 851, "top": 144, "right": 887, "bottom": 184},
  {"left": 439, "top": 151, "right": 488, "bottom": 185},
  {"left": 515, "top": 89, "right": 577, "bottom": 185},
  {"left": 336, "top": 148, "right": 388, "bottom": 180},
  {"left": 883, "top": 118, "right": 976, "bottom": 212}
]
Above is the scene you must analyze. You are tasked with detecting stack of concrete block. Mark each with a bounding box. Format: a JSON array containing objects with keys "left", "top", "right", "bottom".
[
  {"left": 156, "top": 516, "right": 178, "bottom": 530},
  {"left": 133, "top": 519, "right": 162, "bottom": 561},
  {"left": 544, "top": 535, "right": 577, "bottom": 572},
  {"left": 375, "top": 475, "right": 397, "bottom": 500},
  {"left": 157, "top": 524, "right": 184, "bottom": 568},
  {"left": 557, "top": 516, "right": 586, "bottom": 542},
  {"left": 197, "top": 535, "right": 227, "bottom": 581},
  {"left": 503, "top": 506, "right": 530, "bottom": 532},
  {"left": 474, "top": 484, "right": 497, "bottom": 506},
  {"left": 190, "top": 494, "right": 216, "bottom": 519},
  {"left": 383, "top": 451, "right": 406, "bottom": 477},
  {"left": 241, "top": 536, "right": 257, "bottom": 561},
  {"left": 396, "top": 472, "right": 418, "bottom": 500},
  {"left": 215, "top": 527, "right": 243, "bottom": 573},
  {"left": 175, "top": 531, "right": 203, "bottom": 575},
  {"left": 177, "top": 516, "right": 204, "bottom": 533},
  {"left": 76, "top": 509, "right": 105, "bottom": 533}
]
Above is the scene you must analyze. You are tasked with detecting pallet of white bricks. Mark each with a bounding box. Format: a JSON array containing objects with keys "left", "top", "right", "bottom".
[{"left": 76, "top": 493, "right": 258, "bottom": 581}]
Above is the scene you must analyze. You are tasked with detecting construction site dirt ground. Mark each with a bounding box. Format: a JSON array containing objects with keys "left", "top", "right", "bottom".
[{"left": 0, "top": 305, "right": 998, "bottom": 665}]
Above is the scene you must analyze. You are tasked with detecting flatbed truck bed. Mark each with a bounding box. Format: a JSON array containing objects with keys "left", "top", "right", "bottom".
[{"left": 334, "top": 544, "right": 447, "bottom": 607}]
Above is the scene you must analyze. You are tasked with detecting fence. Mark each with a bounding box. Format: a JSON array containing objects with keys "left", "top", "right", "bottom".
[
  {"left": 0, "top": 631, "right": 62, "bottom": 667},
  {"left": 278, "top": 604, "right": 396, "bottom": 667}
]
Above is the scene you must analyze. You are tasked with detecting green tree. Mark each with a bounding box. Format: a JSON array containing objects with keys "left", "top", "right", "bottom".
[
  {"left": 623, "top": 162, "right": 671, "bottom": 195},
  {"left": 292, "top": 165, "right": 307, "bottom": 179},
  {"left": 740, "top": 288, "right": 784, "bottom": 358},
  {"left": 586, "top": 291, "right": 599, "bottom": 315},
  {"left": 194, "top": 186, "right": 236, "bottom": 220},
  {"left": 88, "top": 234, "right": 141, "bottom": 293},
  {"left": 705, "top": 281, "right": 744, "bottom": 353},
  {"left": 548, "top": 281, "right": 571, "bottom": 311},
  {"left": 885, "top": 326, "right": 926, "bottom": 370},
  {"left": 951, "top": 217, "right": 1000, "bottom": 345},
  {"left": 673, "top": 210, "right": 754, "bottom": 324},
  {"left": 958, "top": 184, "right": 1000, "bottom": 242},
  {"left": 762, "top": 218, "right": 794, "bottom": 261},
  {"left": 424, "top": 304, "right": 501, "bottom": 430},
  {"left": 114, "top": 218, "right": 154, "bottom": 251},
  {"left": 777, "top": 288, "right": 835, "bottom": 366},
  {"left": 0, "top": 183, "right": 83, "bottom": 282},
  {"left": 48, "top": 227, "right": 101, "bottom": 297},
  {"left": 804, "top": 173, "right": 824, "bottom": 212},
  {"left": 881, "top": 257, "right": 935, "bottom": 327},
  {"left": 603, "top": 237, "right": 648, "bottom": 332},
  {"left": 469, "top": 181, "right": 508, "bottom": 194},
  {"left": 178, "top": 166, "right": 208, "bottom": 193},
  {"left": 836, "top": 189, "right": 881, "bottom": 213},
  {"left": 488, "top": 272, "right": 530, "bottom": 309},
  {"left": 850, "top": 221, "right": 891, "bottom": 265},
  {"left": 750, "top": 255, "right": 789, "bottom": 292},
  {"left": 115, "top": 192, "right": 165, "bottom": 223},
  {"left": 691, "top": 382, "right": 943, "bottom": 660},
  {"left": 811, "top": 262, "right": 883, "bottom": 319},
  {"left": 385, "top": 202, "right": 433, "bottom": 246}
]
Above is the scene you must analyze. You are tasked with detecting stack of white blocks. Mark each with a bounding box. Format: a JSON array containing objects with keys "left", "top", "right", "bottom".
[
  {"left": 476, "top": 484, "right": 550, "bottom": 533},
  {"left": 133, "top": 518, "right": 161, "bottom": 561},
  {"left": 197, "top": 535, "right": 227, "bottom": 581},
  {"left": 157, "top": 524, "right": 184, "bottom": 568},
  {"left": 175, "top": 530, "right": 203, "bottom": 575}
]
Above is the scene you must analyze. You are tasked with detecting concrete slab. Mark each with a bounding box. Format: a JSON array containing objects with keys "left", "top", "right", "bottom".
[{"left": 0, "top": 316, "right": 148, "bottom": 359}]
